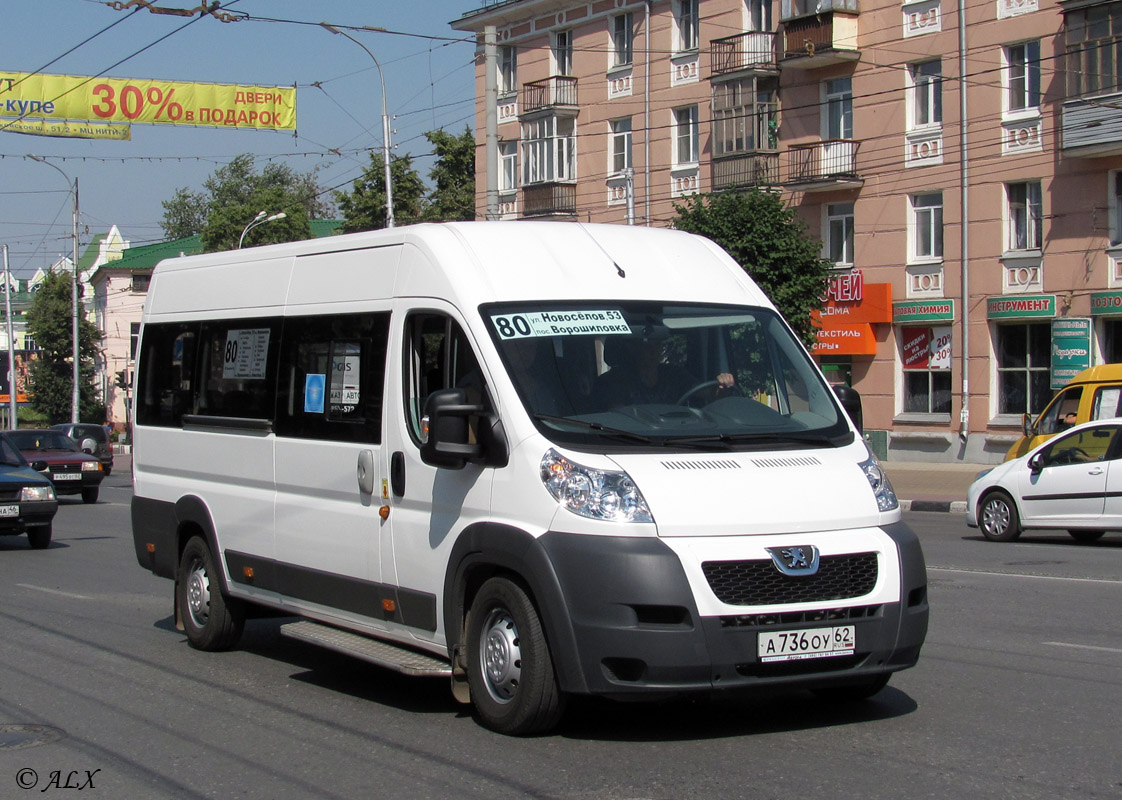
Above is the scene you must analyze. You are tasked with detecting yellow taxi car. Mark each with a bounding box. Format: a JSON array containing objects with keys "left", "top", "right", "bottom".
[{"left": 1005, "top": 363, "right": 1122, "bottom": 461}]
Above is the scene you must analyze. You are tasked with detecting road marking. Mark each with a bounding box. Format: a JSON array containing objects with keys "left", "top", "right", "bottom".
[
  {"left": 16, "top": 584, "right": 92, "bottom": 600},
  {"left": 929, "top": 567, "right": 1122, "bottom": 585},
  {"left": 1043, "top": 642, "right": 1122, "bottom": 654}
]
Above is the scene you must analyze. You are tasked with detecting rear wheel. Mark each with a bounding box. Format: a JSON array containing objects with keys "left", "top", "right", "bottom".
[
  {"left": 466, "top": 577, "right": 564, "bottom": 736},
  {"left": 979, "top": 491, "right": 1021, "bottom": 542},
  {"left": 1068, "top": 529, "right": 1105, "bottom": 543},
  {"left": 26, "top": 524, "right": 52, "bottom": 550},
  {"left": 81, "top": 487, "right": 99, "bottom": 504},
  {"left": 176, "top": 536, "right": 244, "bottom": 651}
]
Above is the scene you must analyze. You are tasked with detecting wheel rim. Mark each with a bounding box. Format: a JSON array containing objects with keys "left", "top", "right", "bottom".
[
  {"left": 184, "top": 557, "right": 211, "bottom": 628},
  {"left": 479, "top": 606, "right": 521, "bottom": 704},
  {"left": 982, "top": 498, "right": 1010, "bottom": 537}
]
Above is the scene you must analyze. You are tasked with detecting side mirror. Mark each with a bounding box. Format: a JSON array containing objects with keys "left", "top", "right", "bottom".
[
  {"left": 419, "top": 388, "right": 508, "bottom": 470},
  {"left": 1021, "top": 412, "right": 1035, "bottom": 438},
  {"left": 1029, "top": 452, "right": 1045, "bottom": 473},
  {"left": 30, "top": 460, "right": 48, "bottom": 472},
  {"left": 832, "top": 384, "right": 863, "bottom": 433}
]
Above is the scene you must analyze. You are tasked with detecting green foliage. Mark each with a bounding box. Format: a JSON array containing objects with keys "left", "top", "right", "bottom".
[
  {"left": 672, "top": 188, "right": 832, "bottom": 345},
  {"left": 421, "top": 127, "right": 477, "bottom": 223},
  {"left": 336, "top": 152, "right": 426, "bottom": 233},
  {"left": 161, "top": 154, "right": 332, "bottom": 252},
  {"left": 25, "top": 269, "right": 105, "bottom": 424}
]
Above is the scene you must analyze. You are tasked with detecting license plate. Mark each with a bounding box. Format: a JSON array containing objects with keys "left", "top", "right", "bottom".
[
  {"left": 0, "top": 504, "right": 17, "bottom": 517},
  {"left": 758, "top": 625, "right": 855, "bottom": 663},
  {"left": 53, "top": 473, "right": 81, "bottom": 481}
]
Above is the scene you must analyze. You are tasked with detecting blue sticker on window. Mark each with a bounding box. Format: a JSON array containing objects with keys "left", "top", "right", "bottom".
[{"left": 304, "top": 374, "right": 326, "bottom": 414}]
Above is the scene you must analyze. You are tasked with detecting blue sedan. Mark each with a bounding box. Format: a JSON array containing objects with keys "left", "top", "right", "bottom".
[{"left": 0, "top": 432, "right": 58, "bottom": 549}]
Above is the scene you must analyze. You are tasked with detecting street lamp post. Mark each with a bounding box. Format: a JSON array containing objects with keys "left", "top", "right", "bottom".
[
  {"left": 238, "top": 210, "right": 287, "bottom": 249},
  {"left": 321, "top": 22, "right": 394, "bottom": 229},
  {"left": 27, "top": 154, "right": 80, "bottom": 424}
]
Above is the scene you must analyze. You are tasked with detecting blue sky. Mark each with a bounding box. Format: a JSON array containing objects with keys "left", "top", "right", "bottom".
[{"left": 0, "top": 0, "right": 480, "bottom": 277}]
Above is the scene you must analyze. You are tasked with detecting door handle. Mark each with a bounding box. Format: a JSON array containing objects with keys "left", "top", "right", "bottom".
[
  {"left": 391, "top": 451, "right": 406, "bottom": 497},
  {"left": 1089, "top": 467, "right": 1104, "bottom": 475},
  {"left": 357, "top": 449, "right": 375, "bottom": 495}
]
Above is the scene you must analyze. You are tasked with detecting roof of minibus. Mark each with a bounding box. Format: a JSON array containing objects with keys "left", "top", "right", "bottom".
[{"left": 1066, "top": 363, "right": 1122, "bottom": 384}]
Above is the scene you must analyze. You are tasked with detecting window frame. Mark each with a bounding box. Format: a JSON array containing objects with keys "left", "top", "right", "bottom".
[
  {"left": 612, "top": 12, "right": 634, "bottom": 68},
  {"left": 826, "top": 202, "right": 855, "bottom": 266},
  {"left": 521, "top": 116, "right": 576, "bottom": 185},
  {"left": 825, "top": 77, "right": 853, "bottom": 140},
  {"left": 1004, "top": 40, "right": 1041, "bottom": 113},
  {"left": 910, "top": 192, "right": 944, "bottom": 262},
  {"left": 675, "top": 0, "right": 700, "bottom": 53},
  {"left": 996, "top": 322, "right": 1051, "bottom": 417},
  {"left": 1006, "top": 180, "right": 1044, "bottom": 252},
  {"left": 553, "top": 29, "right": 573, "bottom": 76},
  {"left": 499, "top": 45, "right": 517, "bottom": 96},
  {"left": 610, "top": 117, "right": 633, "bottom": 175},
  {"left": 674, "top": 105, "right": 700, "bottom": 165},
  {"left": 499, "top": 141, "right": 518, "bottom": 194},
  {"left": 909, "top": 60, "right": 943, "bottom": 129}
]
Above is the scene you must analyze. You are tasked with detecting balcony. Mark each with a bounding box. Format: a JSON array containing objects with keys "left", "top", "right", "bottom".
[
  {"left": 781, "top": 11, "right": 860, "bottom": 70},
  {"left": 785, "top": 140, "right": 863, "bottom": 191},
  {"left": 521, "top": 183, "right": 576, "bottom": 218},
  {"left": 520, "top": 76, "right": 577, "bottom": 115},
  {"left": 710, "top": 32, "right": 778, "bottom": 76},
  {"left": 1061, "top": 91, "right": 1122, "bottom": 157},
  {"left": 711, "top": 153, "right": 780, "bottom": 191}
]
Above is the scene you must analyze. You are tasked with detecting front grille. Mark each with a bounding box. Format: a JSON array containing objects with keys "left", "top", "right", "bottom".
[
  {"left": 702, "top": 552, "right": 879, "bottom": 606},
  {"left": 0, "top": 488, "right": 19, "bottom": 502}
]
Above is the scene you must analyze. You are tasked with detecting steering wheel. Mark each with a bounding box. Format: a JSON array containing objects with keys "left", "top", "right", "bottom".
[{"left": 676, "top": 380, "right": 721, "bottom": 406}]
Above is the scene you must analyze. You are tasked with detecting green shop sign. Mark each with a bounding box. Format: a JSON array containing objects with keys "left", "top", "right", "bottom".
[
  {"left": 986, "top": 294, "right": 1056, "bottom": 319},
  {"left": 1051, "top": 317, "right": 1093, "bottom": 389},
  {"left": 1090, "top": 291, "right": 1122, "bottom": 315},
  {"left": 892, "top": 300, "right": 955, "bottom": 323}
]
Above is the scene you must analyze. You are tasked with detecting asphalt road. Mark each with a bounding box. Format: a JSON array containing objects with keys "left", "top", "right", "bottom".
[{"left": 0, "top": 478, "right": 1119, "bottom": 799}]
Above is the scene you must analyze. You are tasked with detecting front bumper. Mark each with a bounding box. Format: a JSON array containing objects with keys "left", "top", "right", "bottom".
[
  {"left": 44, "top": 471, "right": 103, "bottom": 496},
  {"left": 0, "top": 499, "right": 58, "bottom": 534}
]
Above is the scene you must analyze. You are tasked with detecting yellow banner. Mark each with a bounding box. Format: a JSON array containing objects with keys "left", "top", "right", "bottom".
[
  {"left": 1, "top": 117, "right": 131, "bottom": 140},
  {"left": 0, "top": 71, "right": 296, "bottom": 131}
]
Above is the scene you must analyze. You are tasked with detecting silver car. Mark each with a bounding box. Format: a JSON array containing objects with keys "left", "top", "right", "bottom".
[{"left": 50, "top": 423, "right": 114, "bottom": 476}]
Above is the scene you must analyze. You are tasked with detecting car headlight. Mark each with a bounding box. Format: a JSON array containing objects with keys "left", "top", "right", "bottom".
[
  {"left": 540, "top": 449, "right": 653, "bottom": 523},
  {"left": 859, "top": 446, "right": 898, "bottom": 512},
  {"left": 20, "top": 485, "right": 55, "bottom": 502},
  {"left": 82, "top": 461, "right": 101, "bottom": 472}
]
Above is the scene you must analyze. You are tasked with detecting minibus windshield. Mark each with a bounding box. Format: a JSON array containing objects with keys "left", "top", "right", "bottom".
[{"left": 482, "top": 302, "right": 852, "bottom": 450}]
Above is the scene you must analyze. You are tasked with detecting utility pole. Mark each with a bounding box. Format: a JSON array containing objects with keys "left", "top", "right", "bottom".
[{"left": 2, "top": 245, "right": 17, "bottom": 429}]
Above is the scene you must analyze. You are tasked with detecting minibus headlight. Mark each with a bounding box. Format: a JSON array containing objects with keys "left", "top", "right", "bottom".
[
  {"left": 540, "top": 449, "right": 653, "bottom": 523},
  {"left": 859, "top": 446, "right": 898, "bottom": 512}
]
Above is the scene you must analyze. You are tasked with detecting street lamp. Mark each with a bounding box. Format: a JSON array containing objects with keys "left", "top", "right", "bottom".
[
  {"left": 27, "top": 154, "right": 80, "bottom": 424},
  {"left": 238, "top": 211, "right": 287, "bottom": 249},
  {"left": 321, "top": 22, "right": 394, "bottom": 229}
]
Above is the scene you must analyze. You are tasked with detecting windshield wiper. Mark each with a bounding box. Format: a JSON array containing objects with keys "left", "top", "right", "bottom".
[
  {"left": 532, "top": 414, "right": 658, "bottom": 444},
  {"left": 664, "top": 431, "right": 843, "bottom": 448}
]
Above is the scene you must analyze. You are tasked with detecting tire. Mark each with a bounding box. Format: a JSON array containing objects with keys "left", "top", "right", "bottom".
[
  {"left": 466, "top": 577, "right": 564, "bottom": 736},
  {"left": 813, "top": 673, "right": 890, "bottom": 701},
  {"left": 979, "top": 490, "right": 1021, "bottom": 542},
  {"left": 26, "top": 524, "right": 52, "bottom": 550},
  {"left": 1068, "top": 529, "right": 1106, "bottom": 543},
  {"left": 176, "top": 536, "right": 244, "bottom": 651},
  {"left": 81, "top": 487, "right": 99, "bottom": 504}
]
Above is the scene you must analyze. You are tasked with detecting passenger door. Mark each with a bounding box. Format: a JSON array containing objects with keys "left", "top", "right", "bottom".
[
  {"left": 382, "top": 305, "right": 496, "bottom": 645},
  {"left": 1017, "top": 426, "right": 1117, "bottom": 526}
]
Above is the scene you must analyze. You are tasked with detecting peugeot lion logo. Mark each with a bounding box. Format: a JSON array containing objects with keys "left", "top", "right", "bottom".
[{"left": 766, "top": 545, "right": 821, "bottom": 576}]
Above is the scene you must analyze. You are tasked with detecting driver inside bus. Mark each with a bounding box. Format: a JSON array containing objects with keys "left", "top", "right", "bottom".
[{"left": 597, "top": 337, "right": 734, "bottom": 407}]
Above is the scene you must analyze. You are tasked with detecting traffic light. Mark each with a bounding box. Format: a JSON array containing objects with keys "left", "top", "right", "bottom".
[{"left": 114, "top": 370, "right": 130, "bottom": 389}]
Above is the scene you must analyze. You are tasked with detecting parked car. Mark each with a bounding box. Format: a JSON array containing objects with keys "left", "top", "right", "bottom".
[
  {"left": 0, "top": 432, "right": 58, "bottom": 548},
  {"left": 50, "top": 422, "right": 113, "bottom": 475},
  {"left": 968, "top": 418, "right": 1122, "bottom": 542},
  {"left": 7, "top": 429, "right": 105, "bottom": 504}
]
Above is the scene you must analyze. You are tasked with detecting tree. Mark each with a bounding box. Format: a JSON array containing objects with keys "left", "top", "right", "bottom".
[
  {"left": 672, "top": 188, "right": 833, "bottom": 345},
  {"left": 26, "top": 269, "right": 105, "bottom": 424},
  {"left": 160, "top": 154, "right": 333, "bottom": 252},
  {"left": 421, "top": 127, "right": 476, "bottom": 222},
  {"left": 336, "top": 152, "right": 426, "bottom": 233}
]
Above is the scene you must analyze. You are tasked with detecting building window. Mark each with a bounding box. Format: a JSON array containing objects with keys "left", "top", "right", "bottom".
[
  {"left": 521, "top": 116, "right": 575, "bottom": 184},
  {"left": 910, "top": 193, "right": 943, "bottom": 261},
  {"left": 827, "top": 203, "right": 855, "bottom": 266},
  {"left": 130, "top": 274, "right": 150, "bottom": 293},
  {"left": 996, "top": 323, "right": 1051, "bottom": 415},
  {"left": 130, "top": 322, "right": 140, "bottom": 361},
  {"left": 909, "top": 60, "right": 942, "bottom": 128},
  {"left": 499, "top": 141, "right": 518, "bottom": 193},
  {"left": 1006, "top": 181, "right": 1043, "bottom": 251},
  {"left": 610, "top": 118, "right": 633, "bottom": 174},
  {"left": 1111, "top": 171, "right": 1122, "bottom": 246},
  {"left": 1005, "top": 41, "right": 1041, "bottom": 112},
  {"left": 1065, "top": 5, "right": 1122, "bottom": 98},
  {"left": 676, "top": 0, "right": 699, "bottom": 52},
  {"left": 24, "top": 337, "right": 39, "bottom": 351},
  {"left": 712, "top": 77, "right": 778, "bottom": 156},
  {"left": 553, "top": 30, "right": 573, "bottom": 76},
  {"left": 901, "top": 326, "right": 952, "bottom": 414},
  {"left": 674, "top": 106, "right": 699, "bottom": 165},
  {"left": 825, "top": 77, "right": 853, "bottom": 139},
  {"left": 499, "top": 46, "right": 517, "bottom": 95},
  {"left": 612, "top": 12, "right": 634, "bottom": 67},
  {"left": 747, "top": 0, "right": 774, "bottom": 32}
]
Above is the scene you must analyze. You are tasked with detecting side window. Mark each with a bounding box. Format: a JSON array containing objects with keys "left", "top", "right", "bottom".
[
  {"left": 404, "top": 313, "right": 486, "bottom": 443},
  {"left": 1092, "top": 386, "right": 1122, "bottom": 420},
  {"left": 275, "top": 313, "right": 390, "bottom": 443},
  {"left": 1037, "top": 386, "right": 1083, "bottom": 434},
  {"left": 1041, "top": 426, "right": 1119, "bottom": 466},
  {"left": 135, "top": 322, "right": 199, "bottom": 428},
  {"left": 196, "top": 318, "right": 281, "bottom": 419}
]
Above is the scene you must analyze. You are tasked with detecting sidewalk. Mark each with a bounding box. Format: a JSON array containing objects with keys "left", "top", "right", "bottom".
[{"left": 882, "top": 461, "right": 987, "bottom": 514}]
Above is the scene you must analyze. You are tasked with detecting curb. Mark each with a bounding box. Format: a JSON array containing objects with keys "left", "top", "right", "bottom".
[{"left": 900, "top": 499, "right": 967, "bottom": 514}]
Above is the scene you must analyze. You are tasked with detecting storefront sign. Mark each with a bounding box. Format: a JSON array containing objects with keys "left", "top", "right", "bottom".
[
  {"left": 901, "top": 326, "right": 952, "bottom": 370},
  {"left": 892, "top": 300, "right": 955, "bottom": 323},
  {"left": 1090, "top": 291, "right": 1122, "bottom": 315},
  {"left": 986, "top": 294, "right": 1056, "bottom": 319},
  {"left": 814, "top": 283, "right": 893, "bottom": 325},
  {"left": 1051, "top": 317, "right": 1092, "bottom": 389},
  {"left": 810, "top": 323, "right": 877, "bottom": 356}
]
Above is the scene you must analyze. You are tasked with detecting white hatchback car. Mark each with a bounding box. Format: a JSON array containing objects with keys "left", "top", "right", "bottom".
[{"left": 967, "top": 418, "right": 1122, "bottom": 543}]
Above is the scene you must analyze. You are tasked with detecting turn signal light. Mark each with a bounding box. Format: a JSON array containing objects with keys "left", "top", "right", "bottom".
[
  {"left": 382, "top": 598, "right": 396, "bottom": 613},
  {"left": 379, "top": 504, "right": 390, "bottom": 520}
]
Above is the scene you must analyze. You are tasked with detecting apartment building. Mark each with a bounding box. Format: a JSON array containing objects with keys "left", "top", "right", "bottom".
[{"left": 452, "top": 0, "right": 1122, "bottom": 463}]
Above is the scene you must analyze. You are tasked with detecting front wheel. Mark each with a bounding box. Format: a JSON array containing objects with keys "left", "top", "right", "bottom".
[
  {"left": 176, "top": 536, "right": 244, "bottom": 651},
  {"left": 979, "top": 491, "right": 1021, "bottom": 542},
  {"left": 26, "top": 524, "right": 52, "bottom": 550},
  {"left": 466, "top": 577, "right": 564, "bottom": 736},
  {"left": 81, "top": 487, "right": 99, "bottom": 504},
  {"left": 1068, "top": 529, "right": 1106, "bottom": 543}
]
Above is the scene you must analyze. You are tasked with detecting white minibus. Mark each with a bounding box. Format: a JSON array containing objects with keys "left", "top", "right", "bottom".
[{"left": 130, "top": 222, "right": 927, "bottom": 735}]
